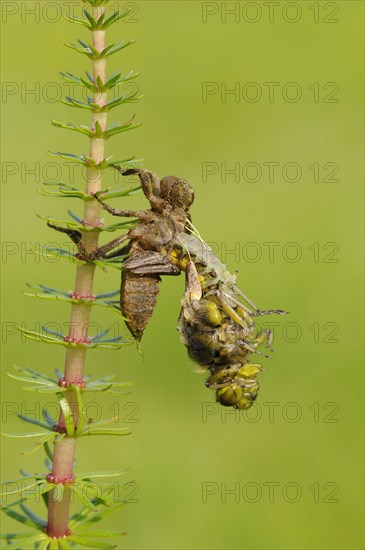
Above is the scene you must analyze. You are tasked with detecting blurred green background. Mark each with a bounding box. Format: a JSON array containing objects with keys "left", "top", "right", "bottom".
[{"left": 1, "top": 1, "right": 364, "bottom": 548}]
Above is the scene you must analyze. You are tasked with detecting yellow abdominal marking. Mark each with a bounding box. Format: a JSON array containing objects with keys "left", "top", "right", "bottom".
[{"left": 170, "top": 250, "right": 204, "bottom": 282}]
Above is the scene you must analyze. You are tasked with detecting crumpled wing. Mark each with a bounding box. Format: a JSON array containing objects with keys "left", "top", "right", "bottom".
[{"left": 123, "top": 250, "right": 180, "bottom": 275}]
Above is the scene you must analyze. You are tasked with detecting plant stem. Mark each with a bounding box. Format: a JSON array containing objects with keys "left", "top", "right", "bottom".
[{"left": 46, "top": 5, "right": 108, "bottom": 539}]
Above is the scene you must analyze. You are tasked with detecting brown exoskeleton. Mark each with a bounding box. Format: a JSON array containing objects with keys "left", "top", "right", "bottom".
[{"left": 48, "top": 167, "right": 194, "bottom": 340}]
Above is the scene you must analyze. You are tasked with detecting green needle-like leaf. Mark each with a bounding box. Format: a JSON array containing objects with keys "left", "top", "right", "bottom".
[
  {"left": 67, "top": 536, "right": 118, "bottom": 549},
  {"left": 59, "top": 70, "right": 90, "bottom": 87},
  {"left": 92, "top": 70, "right": 140, "bottom": 92},
  {"left": 64, "top": 39, "right": 96, "bottom": 58},
  {"left": 65, "top": 13, "right": 91, "bottom": 29},
  {"left": 61, "top": 96, "right": 98, "bottom": 111},
  {"left": 70, "top": 495, "right": 126, "bottom": 529},
  {"left": 44, "top": 441, "right": 54, "bottom": 462},
  {"left": 24, "top": 284, "right": 126, "bottom": 318},
  {"left": 72, "top": 484, "right": 97, "bottom": 510},
  {"left": 51, "top": 120, "right": 94, "bottom": 137},
  {"left": 56, "top": 393, "right": 75, "bottom": 437},
  {"left": 83, "top": 8, "right": 98, "bottom": 28},
  {"left": 33, "top": 244, "right": 86, "bottom": 265},
  {"left": 0, "top": 479, "right": 40, "bottom": 498},
  {"left": 75, "top": 386, "right": 85, "bottom": 435},
  {"left": 16, "top": 326, "right": 130, "bottom": 350},
  {"left": 39, "top": 481, "right": 57, "bottom": 496},
  {"left": 87, "top": 185, "right": 141, "bottom": 199},
  {"left": 77, "top": 470, "right": 127, "bottom": 480},
  {"left": 37, "top": 214, "right": 89, "bottom": 232},
  {"left": 17, "top": 413, "right": 52, "bottom": 431},
  {"left": 100, "top": 91, "right": 142, "bottom": 112},
  {"left": 19, "top": 503, "right": 46, "bottom": 528},
  {"left": 75, "top": 530, "right": 126, "bottom": 538},
  {"left": 103, "top": 121, "right": 142, "bottom": 139},
  {"left": 0, "top": 532, "right": 47, "bottom": 549},
  {"left": 48, "top": 538, "right": 61, "bottom": 550},
  {"left": 2, "top": 431, "right": 49, "bottom": 439},
  {"left": 94, "top": 120, "right": 104, "bottom": 138},
  {"left": 22, "top": 433, "right": 57, "bottom": 456},
  {"left": 12, "top": 365, "right": 57, "bottom": 384},
  {"left": 58, "top": 538, "right": 72, "bottom": 550},
  {"left": 102, "top": 40, "right": 135, "bottom": 58},
  {"left": 82, "top": 427, "right": 131, "bottom": 437},
  {"left": 39, "top": 180, "right": 141, "bottom": 201},
  {"left": 7, "top": 372, "right": 56, "bottom": 387},
  {"left": 17, "top": 326, "right": 67, "bottom": 347},
  {"left": 102, "top": 8, "right": 132, "bottom": 29},
  {"left": 39, "top": 182, "right": 93, "bottom": 200},
  {"left": 48, "top": 151, "right": 94, "bottom": 166}
]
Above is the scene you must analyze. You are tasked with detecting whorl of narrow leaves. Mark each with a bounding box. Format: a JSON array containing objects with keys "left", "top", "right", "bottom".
[
  {"left": 69, "top": 7, "right": 132, "bottom": 30},
  {"left": 2, "top": 2, "right": 141, "bottom": 548},
  {"left": 51, "top": 117, "right": 142, "bottom": 139}
]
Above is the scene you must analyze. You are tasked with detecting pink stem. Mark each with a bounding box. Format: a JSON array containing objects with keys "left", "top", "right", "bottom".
[{"left": 46, "top": 5, "right": 108, "bottom": 539}]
